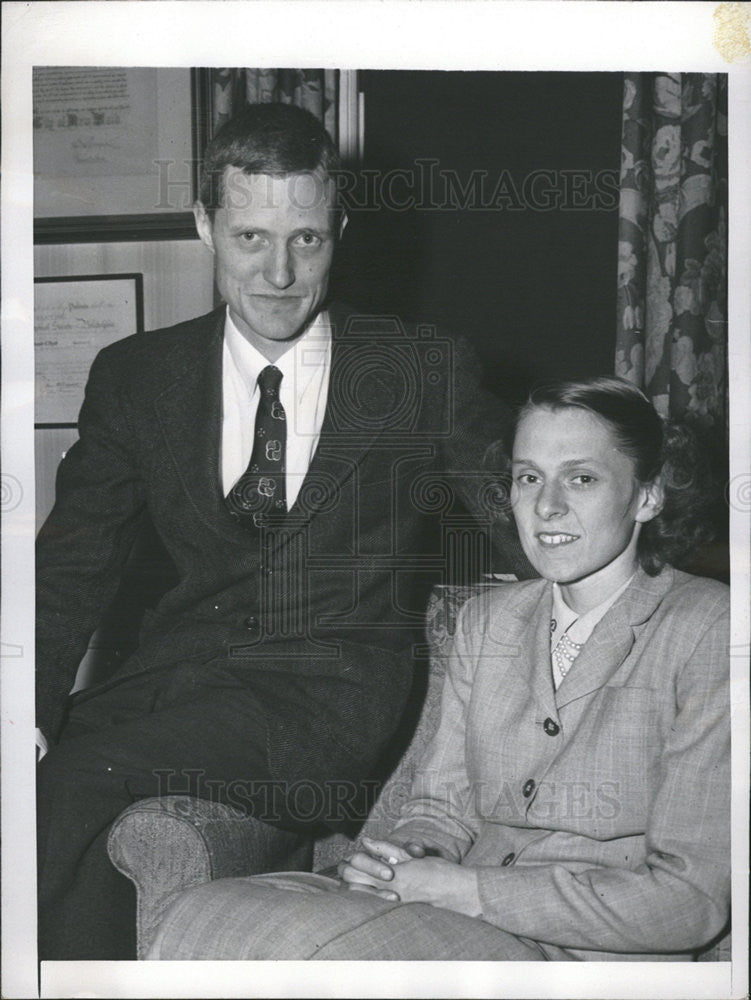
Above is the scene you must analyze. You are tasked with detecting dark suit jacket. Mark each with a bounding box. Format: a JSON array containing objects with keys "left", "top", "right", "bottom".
[{"left": 36, "top": 303, "right": 532, "bottom": 786}]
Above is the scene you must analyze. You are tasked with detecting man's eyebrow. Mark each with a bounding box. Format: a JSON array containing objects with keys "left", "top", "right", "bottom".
[
  {"left": 227, "top": 224, "right": 332, "bottom": 236},
  {"left": 291, "top": 225, "right": 332, "bottom": 236},
  {"left": 226, "top": 222, "right": 267, "bottom": 233}
]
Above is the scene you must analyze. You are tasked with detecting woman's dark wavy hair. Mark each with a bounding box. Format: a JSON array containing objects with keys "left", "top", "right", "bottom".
[
  {"left": 199, "top": 102, "right": 341, "bottom": 217},
  {"left": 510, "top": 376, "right": 719, "bottom": 576}
]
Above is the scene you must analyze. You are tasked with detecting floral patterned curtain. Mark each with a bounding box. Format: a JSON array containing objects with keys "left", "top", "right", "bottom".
[
  {"left": 615, "top": 74, "right": 728, "bottom": 434},
  {"left": 209, "top": 68, "right": 339, "bottom": 142}
]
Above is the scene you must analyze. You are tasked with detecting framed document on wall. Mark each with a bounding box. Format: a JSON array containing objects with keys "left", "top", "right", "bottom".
[
  {"left": 34, "top": 273, "right": 144, "bottom": 426},
  {"left": 33, "top": 68, "right": 208, "bottom": 243}
]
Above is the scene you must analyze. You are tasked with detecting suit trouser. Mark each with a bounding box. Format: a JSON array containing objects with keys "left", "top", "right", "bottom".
[
  {"left": 36, "top": 661, "right": 334, "bottom": 961},
  {"left": 147, "top": 872, "right": 548, "bottom": 960}
]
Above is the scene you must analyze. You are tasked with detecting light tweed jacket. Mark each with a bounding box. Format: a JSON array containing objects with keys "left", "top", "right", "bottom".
[{"left": 391, "top": 566, "right": 730, "bottom": 961}]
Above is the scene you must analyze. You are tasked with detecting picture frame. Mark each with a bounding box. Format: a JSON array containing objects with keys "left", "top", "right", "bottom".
[
  {"left": 34, "top": 273, "right": 144, "bottom": 425},
  {"left": 33, "top": 69, "right": 210, "bottom": 244}
]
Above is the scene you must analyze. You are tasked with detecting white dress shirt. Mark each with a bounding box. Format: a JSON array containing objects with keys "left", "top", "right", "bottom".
[
  {"left": 549, "top": 575, "right": 634, "bottom": 689},
  {"left": 221, "top": 307, "right": 332, "bottom": 508}
]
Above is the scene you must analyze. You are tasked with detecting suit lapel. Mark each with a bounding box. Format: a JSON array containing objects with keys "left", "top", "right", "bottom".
[
  {"left": 501, "top": 582, "right": 559, "bottom": 719},
  {"left": 286, "top": 301, "right": 398, "bottom": 520},
  {"left": 153, "top": 310, "right": 235, "bottom": 537},
  {"left": 555, "top": 567, "right": 674, "bottom": 709},
  {"left": 498, "top": 568, "right": 675, "bottom": 714}
]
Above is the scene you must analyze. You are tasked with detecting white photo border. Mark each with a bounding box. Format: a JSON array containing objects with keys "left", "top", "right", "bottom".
[{"left": 2, "top": 3, "right": 749, "bottom": 998}]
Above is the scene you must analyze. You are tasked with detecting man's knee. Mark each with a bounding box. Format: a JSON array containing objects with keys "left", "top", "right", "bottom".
[
  {"left": 36, "top": 734, "right": 142, "bottom": 826},
  {"left": 37, "top": 739, "right": 87, "bottom": 798}
]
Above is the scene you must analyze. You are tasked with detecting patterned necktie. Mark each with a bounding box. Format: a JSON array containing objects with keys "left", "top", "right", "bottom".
[{"left": 227, "top": 365, "right": 287, "bottom": 525}]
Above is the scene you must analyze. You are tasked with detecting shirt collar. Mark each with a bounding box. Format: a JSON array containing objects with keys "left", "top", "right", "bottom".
[
  {"left": 551, "top": 573, "right": 635, "bottom": 649},
  {"left": 223, "top": 307, "right": 331, "bottom": 399}
]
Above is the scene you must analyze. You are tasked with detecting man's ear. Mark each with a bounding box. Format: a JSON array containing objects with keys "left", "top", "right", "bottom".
[
  {"left": 193, "top": 201, "right": 215, "bottom": 253},
  {"left": 635, "top": 476, "right": 665, "bottom": 524}
]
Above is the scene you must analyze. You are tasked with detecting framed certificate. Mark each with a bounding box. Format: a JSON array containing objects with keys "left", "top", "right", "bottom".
[
  {"left": 33, "top": 68, "right": 209, "bottom": 243},
  {"left": 34, "top": 273, "right": 144, "bottom": 425}
]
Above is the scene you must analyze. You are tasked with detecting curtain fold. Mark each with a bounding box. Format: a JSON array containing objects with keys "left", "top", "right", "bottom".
[
  {"left": 615, "top": 73, "right": 728, "bottom": 434},
  {"left": 209, "top": 68, "right": 339, "bottom": 142}
]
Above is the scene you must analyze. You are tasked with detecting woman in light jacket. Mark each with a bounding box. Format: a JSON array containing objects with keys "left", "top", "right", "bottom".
[{"left": 150, "top": 376, "right": 730, "bottom": 961}]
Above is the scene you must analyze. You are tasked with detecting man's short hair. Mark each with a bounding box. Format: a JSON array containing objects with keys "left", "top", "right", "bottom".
[{"left": 199, "top": 102, "right": 341, "bottom": 214}]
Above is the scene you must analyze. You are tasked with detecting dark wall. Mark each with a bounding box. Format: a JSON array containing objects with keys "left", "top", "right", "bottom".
[{"left": 332, "top": 71, "right": 624, "bottom": 406}]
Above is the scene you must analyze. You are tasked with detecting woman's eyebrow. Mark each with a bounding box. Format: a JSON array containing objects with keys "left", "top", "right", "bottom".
[
  {"left": 511, "top": 457, "right": 599, "bottom": 467},
  {"left": 558, "top": 458, "right": 598, "bottom": 468}
]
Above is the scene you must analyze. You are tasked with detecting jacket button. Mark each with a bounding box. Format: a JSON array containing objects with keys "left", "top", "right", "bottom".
[
  {"left": 501, "top": 852, "right": 516, "bottom": 866},
  {"left": 243, "top": 615, "right": 260, "bottom": 634},
  {"left": 543, "top": 717, "right": 560, "bottom": 736},
  {"left": 522, "top": 779, "right": 535, "bottom": 798}
]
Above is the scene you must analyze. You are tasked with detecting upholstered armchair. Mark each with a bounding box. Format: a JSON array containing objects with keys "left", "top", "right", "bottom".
[{"left": 107, "top": 584, "right": 480, "bottom": 958}]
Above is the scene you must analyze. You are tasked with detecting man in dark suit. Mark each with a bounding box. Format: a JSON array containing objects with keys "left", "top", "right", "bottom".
[{"left": 36, "top": 103, "right": 531, "bottom": 959}]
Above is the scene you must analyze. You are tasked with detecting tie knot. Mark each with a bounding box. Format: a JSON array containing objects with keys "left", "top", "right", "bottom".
[{"left": 258, "top": 365, "right": 282, "bottom": 397}]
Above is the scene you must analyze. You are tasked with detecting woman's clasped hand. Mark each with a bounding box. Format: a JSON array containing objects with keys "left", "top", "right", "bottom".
[{"left": 339, "top": 836, "right": 483, "bottom": 917}]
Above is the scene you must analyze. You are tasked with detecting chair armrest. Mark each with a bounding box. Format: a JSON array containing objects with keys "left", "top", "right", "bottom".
[{"left": 107, "top": 795, "right": 312, "bottom": 958}]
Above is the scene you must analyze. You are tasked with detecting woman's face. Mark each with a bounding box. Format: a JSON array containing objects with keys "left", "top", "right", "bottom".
[{"left": 511, "top": 406, "right": 660, "bottom": 595}]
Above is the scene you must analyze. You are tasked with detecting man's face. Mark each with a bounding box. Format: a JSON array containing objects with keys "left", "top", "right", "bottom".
[{"left": 194, "top": 167, "right": 339, "bottom": 360}]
